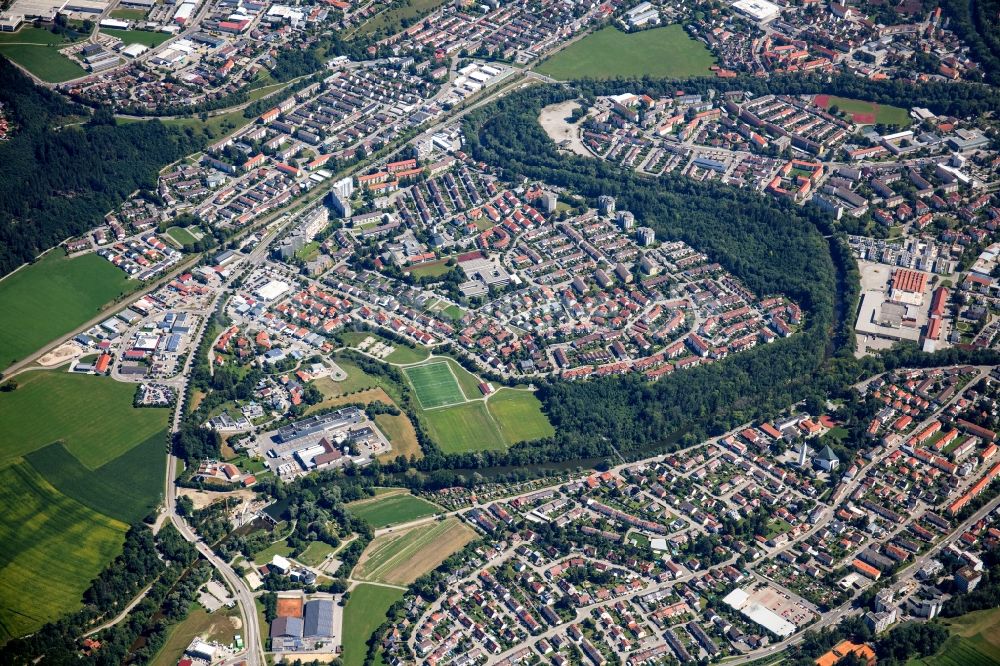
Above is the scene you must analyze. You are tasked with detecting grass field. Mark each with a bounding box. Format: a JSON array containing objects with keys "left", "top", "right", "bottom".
[
  {"left": 813, "top": 94, "right": 911, "bottom": 126},
  {"left": 404, "top": 362, "right": 466, "bottom": 409},
  {"left": 535, "top": 25, "right": 715, "bottom": 81},
  {"left": 0, "top": 370, "right": 169, "bottom": 469},
  {"left": 0, "top": 43, "right": 87, "bottom": 82},
  {"left": 297, "top": 541, "right": 337, "bottom": 567},
  {"left": 0, "top": 250, "right": 133, "bottom": 369},
  {"left": 150, "top": 605, "right": 241, "bottom": 666},
  {"left": 252, "top": 539, "right": 293, "bottom": 565},
  {"left": 100, "top": 28, "right": 172, "bottom": 48},
  {"left": 910, "top": 609, "right": 1000, "bottom": 666},
  {"left": 441, "top": 304, "right": 465, "bottom": 321},
  {"left": 486, "top": 389, "right": 555, "bottom": 445},
  {"left": 0, "top": 463, "right": 127, "bottom": 641},
  {"left": 353, "top": 518, "right": 476, "bottom": 585},
  {"left": 352, "top": 0, "right": 448, "bottom": 38},
  {"left": 374, "top": 412, "right": 422, "bottom": 460},
  {"left": 342, "top": 584, "right": 404, "bottom": 666},
  {"left": 166, "top": 226, "right": 200, "bottom": 247},
  {"left": 313, "top": 359, "right": 399, "bottom": 398},
  {"left": 347, "top": 492, "right": 441, "bottom": 528},
  {"left": 441, "top": 358, "right": 483, "bottom": 399},
  {"left": 385, "top": 344, "right": 430, "bottom": 364},
  {"left": 0, "top": 27, "right": 74, "bottom": 45},
  {"left": 421, "top": 401, "right": 507, "bottom": 453},
  {"left": 340, "top": 331, "right": 430, "bottom": 364},
  {"left": 110, "top": 7, "right": 147, "bottom": 19}
]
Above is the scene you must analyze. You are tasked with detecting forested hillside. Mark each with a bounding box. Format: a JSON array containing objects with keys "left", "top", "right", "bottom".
[{"left": 0, "top": 58, "right": 200, "bottom": 277}]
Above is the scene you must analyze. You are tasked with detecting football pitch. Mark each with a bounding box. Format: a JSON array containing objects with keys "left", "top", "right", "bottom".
[{"left": 403, "top": 362, "right": 466, "bottom": 409}]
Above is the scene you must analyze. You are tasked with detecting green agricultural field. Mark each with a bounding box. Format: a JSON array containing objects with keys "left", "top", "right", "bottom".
[
  {"left": 0, "top": 43, "right": 87, "bottom": 82},
  {"left": 25, "top": 429, "right": 166, "bottom": 523},
  {"left": 100, "top": 28, "right": 172, "bottom": 48},
  {"left": 486, "top": 389, "right": 555, "bottom": 445},
  {"left": 353, "top": 518, "right": 474, "bottom": 585},
  {"left": 404, "top": 361, "right": 466, "bottom": 408},
  {"left": 0, "top": 370, "right": 169, "bottom": 469},
  {"left": 911, "top": 608, "right": 1000, "bottom": 666},
  {"left": 0, "top": 462, "right": 127, "bottom": 642},
  {"left": 535, "top": 25, "right": 716, "bottom": 81},
  {"left": 347, "top": 492, "right": 441, "bottom": 528},
  {"left": 421, "top": 401, "right": 507, "bottom": 453},
  {"left": 0, "top": 27, "right": 75, "bottom": 45},
  {"left": 0, "top": 250, "right": 134, "bottom": 369},
  {"left": 341, "top": 584, "right": 404, "bottom": 666}
]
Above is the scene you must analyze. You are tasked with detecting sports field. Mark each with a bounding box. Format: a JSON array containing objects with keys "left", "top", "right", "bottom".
[
  {"left": 0, "top": 370, "right": 169, "bottom": 469},
  {"left": 813, "top": 94, "right": 911, "bottom": 126},
  {"left": 422, "top": 401, "right": 508, "bottom": 453},
  {"left": 341, "top": 584, "right": 404, "bottom": 666},
  {"left": 404, "top": 361, "right": 466, "bottom": 408},
  {"left": 166, "top": 226, "right": 200, "bottom": 247},
  {"left": 353, "top": 518, "right": 476, "bottom": 585},
  {"left": 535, "top": 25, "right": 716, "bottom": 81},
  {"left": 0, "top": 463, "right": 127, "bottom": 642},
  {"left": 347, "top": 492, "right": 441, "bottom": 528},
  {"left": 487, "top": 389, "right": 556, "bottom": 445},
  {"left": 910, "top": 608, "right": 1000, "bottom": 666},
  {"left": 0, "top": 250, "right": 133, "bottom": 369}
]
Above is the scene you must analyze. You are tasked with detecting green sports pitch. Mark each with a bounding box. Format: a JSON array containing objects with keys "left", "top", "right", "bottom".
[{"left": 403, "top": 361, "right": 466, "bottom": 409}]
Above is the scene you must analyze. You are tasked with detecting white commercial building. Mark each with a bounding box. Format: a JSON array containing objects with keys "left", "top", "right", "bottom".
[
  {"left": 732, "top": 0, "right": 780, "bottom": 21},
  {"left": 722, "top": 588, "right": 797, "bottom": 638},
  {"left": 256, "top": 279, "right": 291, "bottom": 301}
]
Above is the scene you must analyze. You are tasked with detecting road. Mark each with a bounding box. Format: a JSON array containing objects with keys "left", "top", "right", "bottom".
[{"left": 158, "top": 207, "right": 299, "bottom": 666}]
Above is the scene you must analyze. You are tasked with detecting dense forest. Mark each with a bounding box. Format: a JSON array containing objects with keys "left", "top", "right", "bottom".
[{"left": 0, "top": 58, "right": 201, "bottom": 277}]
